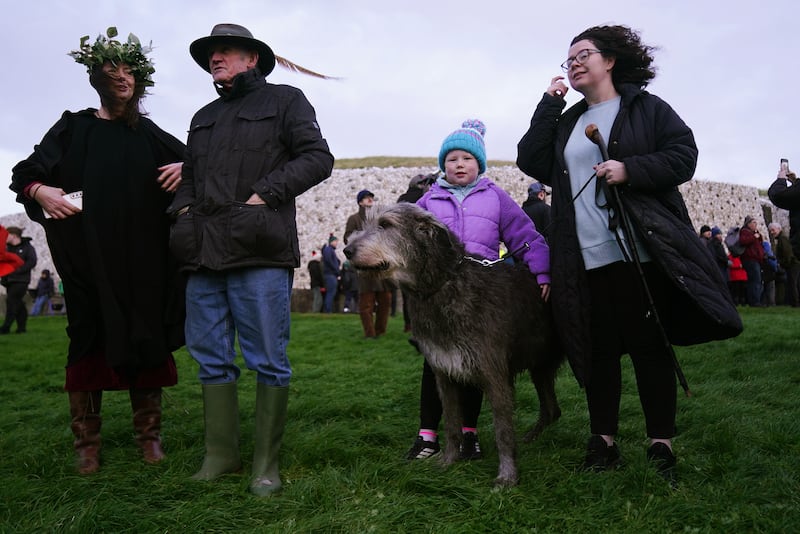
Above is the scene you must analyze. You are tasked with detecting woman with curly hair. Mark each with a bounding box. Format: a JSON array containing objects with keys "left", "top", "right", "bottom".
[
  {"left": 10, "top": 28, "right": 186, "bottom": 474},
  {"left": 517, "top": 25, "right": 741, "bottom": 484}
]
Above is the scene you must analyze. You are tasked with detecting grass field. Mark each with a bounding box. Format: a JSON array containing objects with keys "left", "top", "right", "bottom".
[{"left": 0, "top": 308, "right": 798, "bottom": 533}]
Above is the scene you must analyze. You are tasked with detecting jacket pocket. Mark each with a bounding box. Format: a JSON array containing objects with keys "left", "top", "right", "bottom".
[
  {"left": 169, "top": 212, "right": 199, "bottom": 265},
  {"left": 228, "top": 203, "right": 289, "bottom": 261}
]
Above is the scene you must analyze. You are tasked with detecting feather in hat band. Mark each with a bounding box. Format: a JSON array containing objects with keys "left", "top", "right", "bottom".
[{"left": 191, "top": 23, "right": 339, "bottom": 80}]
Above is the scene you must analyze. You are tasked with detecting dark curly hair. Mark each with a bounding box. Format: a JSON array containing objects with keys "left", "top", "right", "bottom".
[
  {"left": 89, "top": 62, "right": 149, "bottom": 128},
  {"left": 571, "top": 25, "right": 657, "bottom": 89}
]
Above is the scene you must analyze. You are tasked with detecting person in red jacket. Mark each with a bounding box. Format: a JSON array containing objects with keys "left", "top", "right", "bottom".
[
  {"left": 0, "top": 226, "right": 24, "bottom": 278},
  {"left": 738, "top": 216, "right": 765, "bottom": 307},
  {"left": 727, "top": 253, "right": 748, "bottom": 305}
]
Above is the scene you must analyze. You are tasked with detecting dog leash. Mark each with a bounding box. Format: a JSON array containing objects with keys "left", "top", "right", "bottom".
[
  {"left": 585, "top": 124, "right": 691, "bottom": 397},
  {"left": 463, "top": 242, "right": 531, "bottom": 267}
]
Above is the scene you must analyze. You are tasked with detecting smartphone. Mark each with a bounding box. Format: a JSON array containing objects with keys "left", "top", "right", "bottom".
[{"left": 781, "top": 158, "right": 789, "bottom": 172}]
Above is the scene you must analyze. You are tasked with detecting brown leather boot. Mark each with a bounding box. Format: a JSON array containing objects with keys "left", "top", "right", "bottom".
[
  {"left": 130, "top": 388, "right": 166, "bottom": 464},
  {"left": 359, "top": 292, "right": 377, "bottom": 338},
  {"left": 374, "top": 290, "right": 392, "bottom": 336},
  {"left": 68, "top": 390, "right": 102, "bottom": 475}
]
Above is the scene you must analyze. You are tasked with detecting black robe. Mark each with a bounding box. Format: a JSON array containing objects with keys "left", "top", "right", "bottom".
[{"left": 10, "top": 110, "right": 186, "bottom": 377}]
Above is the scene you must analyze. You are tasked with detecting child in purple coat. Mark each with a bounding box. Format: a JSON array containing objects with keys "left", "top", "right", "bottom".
[{"left": 405, "top": 119, "right": 550, "bottom": 460}]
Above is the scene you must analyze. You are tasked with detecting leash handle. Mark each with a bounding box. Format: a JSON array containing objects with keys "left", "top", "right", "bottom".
[
  {"left": 465, "top": 242, "right": 531, "bottom": 267},
  {"left": 585, "top": 123, "right": 692, "bottom": 397}
]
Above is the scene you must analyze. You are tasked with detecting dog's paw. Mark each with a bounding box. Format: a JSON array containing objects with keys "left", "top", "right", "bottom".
[
  {"left": 440, "top": 454, "right": 458, "bottom": 466},
  {"left": 492, "top": 475, "right": 519, "bottom": 489},
  {"left": 523, "top": 417, "right": 553, "bottom": 442},
  {"left": 522, "top": 426, "right": 543, "bottom": 443}
]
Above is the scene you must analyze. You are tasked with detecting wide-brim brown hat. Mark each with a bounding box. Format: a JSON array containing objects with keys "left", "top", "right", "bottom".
[{"left": 190, "top": 23, "right": 276, "bottom": 76}]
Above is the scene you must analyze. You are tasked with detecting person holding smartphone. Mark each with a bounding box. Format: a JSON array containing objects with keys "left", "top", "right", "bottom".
[
  {"left": 780, "top": 158, "right": 791, "bottom": 178},
  {"left": 516, "top": 24, "right": 742, "bottom": 484},
  {"left": 769, "top": 158, "right": 800, "bottom": 260}
]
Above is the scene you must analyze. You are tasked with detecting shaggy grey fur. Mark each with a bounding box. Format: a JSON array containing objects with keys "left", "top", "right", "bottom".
[{"left": 343, "top": 203, "right": 564, "bottom": 487}]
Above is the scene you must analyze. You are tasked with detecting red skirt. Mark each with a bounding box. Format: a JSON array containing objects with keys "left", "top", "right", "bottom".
[{"left": 65, "top": 349, "right": 178, "bottom": 391}]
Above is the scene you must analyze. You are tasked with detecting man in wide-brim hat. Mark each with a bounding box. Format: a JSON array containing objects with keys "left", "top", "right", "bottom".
[
  {"left": 189, "top": 23, "right": 276, "bottom": 77},
  {"left": 169, "top": 23, "right": 334, "bottom": 497}
]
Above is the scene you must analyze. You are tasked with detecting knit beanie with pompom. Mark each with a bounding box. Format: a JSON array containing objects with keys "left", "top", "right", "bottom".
[{"left": 438, "top": 119, "right": 487, "bottom": 174}]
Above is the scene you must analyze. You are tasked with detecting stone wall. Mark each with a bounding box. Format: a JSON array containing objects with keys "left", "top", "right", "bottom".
[
  {"left": 294, "top": 166, "right": 785, "bottom": 290},
  {"left": 1, "top": 166, "right": 788, "bottom": 296}
]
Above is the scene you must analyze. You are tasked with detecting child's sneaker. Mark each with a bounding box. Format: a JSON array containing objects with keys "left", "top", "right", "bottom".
[
  {"left": 405, "top": 436, "right": 440, "bottom": 460},
  {"left": 459, "top": 431, "right": 483, "bottom": 460}
]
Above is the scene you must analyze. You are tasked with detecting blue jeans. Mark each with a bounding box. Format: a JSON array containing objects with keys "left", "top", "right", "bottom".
[
  {"left": 30, "top": 295, "right": 50, "bottom": 316},
  {"left": 185, "top": 267, "right": 293, "bottom": 386},
  {"left": 741, "top": 259, "right": 763, "bottom": 306},
  {"left": 323, "top": 274, "right": 338, "bottom": 313}
]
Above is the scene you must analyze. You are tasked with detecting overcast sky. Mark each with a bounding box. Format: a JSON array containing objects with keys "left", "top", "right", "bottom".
[{"left": 1, "top": 0, "right": 795, "bottom": 216}]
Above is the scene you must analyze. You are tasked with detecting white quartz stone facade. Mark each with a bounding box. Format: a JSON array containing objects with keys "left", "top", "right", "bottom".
[{"left": 1, "top": 166, "right": 788, "bottom": 292}]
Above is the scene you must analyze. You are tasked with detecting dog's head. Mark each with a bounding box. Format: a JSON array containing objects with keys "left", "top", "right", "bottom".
[{"left": 343, "top": 203, "right": 465, "bottom": 293}]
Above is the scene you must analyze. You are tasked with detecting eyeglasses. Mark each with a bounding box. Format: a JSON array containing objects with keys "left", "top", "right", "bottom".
[{"left": 561, "top": 49, "right": 602, "bottom": 72}]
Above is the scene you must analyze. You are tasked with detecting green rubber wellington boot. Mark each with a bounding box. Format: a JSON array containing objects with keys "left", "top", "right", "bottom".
[
  {"left": 191, "top": 382, "right": 242, "bottom": 480},
  {"left": 249, "top": 383, "right": 289, "bottom": 496}
]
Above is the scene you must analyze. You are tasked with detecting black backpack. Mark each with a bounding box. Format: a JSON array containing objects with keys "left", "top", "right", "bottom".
[{"left": 725, "top": 227, "right": 746, "bottom": 257}]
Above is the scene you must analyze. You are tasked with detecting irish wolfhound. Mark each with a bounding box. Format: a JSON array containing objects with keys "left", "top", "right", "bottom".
[{"left": 343, "top": 203, "right": 564, "bottom": 487}]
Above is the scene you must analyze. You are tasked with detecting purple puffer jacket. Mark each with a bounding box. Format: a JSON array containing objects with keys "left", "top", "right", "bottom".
[{"left": 417, "top": 178, "right": 550, "bottom": 284}]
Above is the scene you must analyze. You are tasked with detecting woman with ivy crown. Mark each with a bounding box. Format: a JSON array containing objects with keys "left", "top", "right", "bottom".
[{"left": 10, "top": 28, "right": 186, "bottom": 474}]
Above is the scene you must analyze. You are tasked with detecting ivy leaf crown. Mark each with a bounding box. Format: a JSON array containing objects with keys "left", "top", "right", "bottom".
[{"left": 68, "top": 27, "right": 155, "bottom": 87}]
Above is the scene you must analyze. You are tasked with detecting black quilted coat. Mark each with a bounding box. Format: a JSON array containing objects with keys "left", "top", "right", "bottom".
[{"left": 517, "top": 84, "right": 742, "bottom": 387}]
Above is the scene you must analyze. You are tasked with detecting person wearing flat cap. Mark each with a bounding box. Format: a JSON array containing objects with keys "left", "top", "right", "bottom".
[
  {"left": 344, "top": 189, "right": 394, "bottom": 338},
  {"left": 169, "top": 23, "right": 334, "bottom": 496},
  {"left": 521, "top": 181, "right": 551, "bottom": 242},
  {"left": 397, "top": 174, "right": 435, "bottom": 205}
]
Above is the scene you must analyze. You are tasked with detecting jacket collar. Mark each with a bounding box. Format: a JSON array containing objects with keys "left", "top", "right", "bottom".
[
  {"left": 567, "top": 83, "right": 644, "bottom": 118},
  {"left": 214, "top": 68, "right": 266, "bottom": 99},
  {"left": 429, "top": 177, "right": 490, "bottom": 198},
  {"left": 616, "top": 83, "right": 645, "bottom": 105}
]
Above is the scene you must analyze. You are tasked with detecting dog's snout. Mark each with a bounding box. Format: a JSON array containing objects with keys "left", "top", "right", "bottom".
[{"left": 343, "top": 244, "right": 354, "bottom": 259}]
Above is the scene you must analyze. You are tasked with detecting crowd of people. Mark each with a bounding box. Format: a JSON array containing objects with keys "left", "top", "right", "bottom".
[
  {"left": 696, "top": 183, "right": 800, "bottom": 308},
  {"left": 0, "top": 21, "right": 789, "bottom": 496}
]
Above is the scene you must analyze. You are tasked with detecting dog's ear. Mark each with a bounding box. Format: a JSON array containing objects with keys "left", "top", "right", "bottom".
[
  {"left": 416, "top": 213, "right": 464, "bottom": 259},
  {"left": 432, "top": 220, "right": 459, "bottom": 252}
]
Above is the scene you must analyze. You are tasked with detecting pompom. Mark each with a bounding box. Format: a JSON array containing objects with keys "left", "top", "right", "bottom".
[{"left": 461, "top": 119, "right": 486, "bottom": 138}]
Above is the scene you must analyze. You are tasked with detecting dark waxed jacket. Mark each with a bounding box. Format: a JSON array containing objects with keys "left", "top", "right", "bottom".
[
  {"left": 772, "top": 230, "right": 800, "bottom": 269},
  {"left": 169, "top": 69, "right": 334, "bottom": 271},
  {"left": 517, "top": 84, "right": 742, "bottom": 387},
  {"left": 521, "top": 195, "right": 551, "bottom": 241},
  {"left": 768, "top": 178, "right": 800, "bottom": 258}
]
